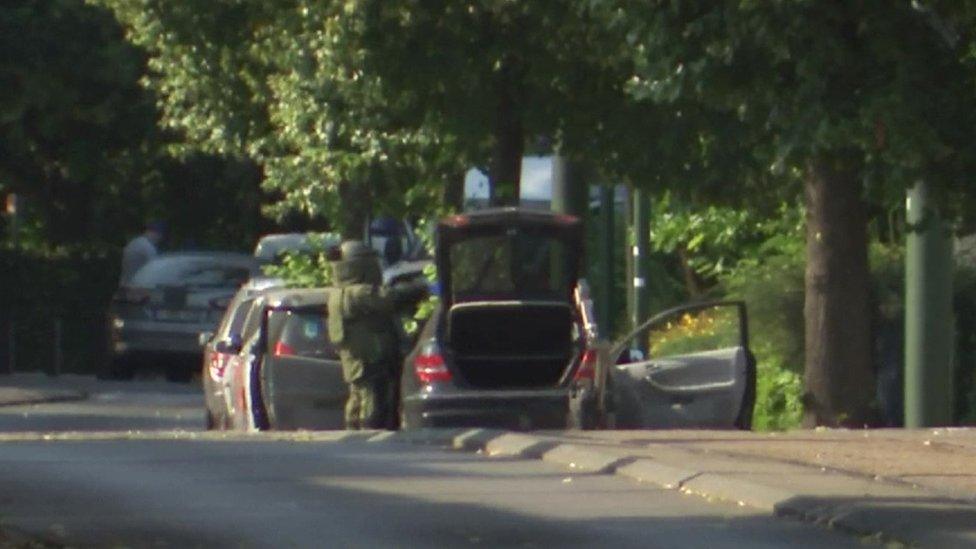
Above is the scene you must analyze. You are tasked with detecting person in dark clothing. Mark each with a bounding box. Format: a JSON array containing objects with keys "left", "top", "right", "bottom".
[{"left": 326, "top": 241, "right": 403, "bottom": 429}]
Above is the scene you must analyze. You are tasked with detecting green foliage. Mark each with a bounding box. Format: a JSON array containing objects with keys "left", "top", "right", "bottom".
[
  {"left": 260, "top": 234, "right": 338, "bottom": 288},
  {"left": 652, "top": 195, "right": 804, "bottom": 282},
  {"left": 718, "top": 214, "right": 806, "bottom": 430},
  {"left": 613, "top": 1, "right": 976, "bottom": 191},
  {"left": 752, "top": 343, "right": 804, "bottom": 431},
  {"left": 0, "top": 0, "right": 163, "bottom": 245},
  {"left": 98, "top": 0, "right": 462, "bottom": 233}
]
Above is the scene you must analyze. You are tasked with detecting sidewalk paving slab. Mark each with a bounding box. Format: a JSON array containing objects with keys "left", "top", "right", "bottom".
[{"left": 398, "top": 427, "right": 976, "bottom": 548}]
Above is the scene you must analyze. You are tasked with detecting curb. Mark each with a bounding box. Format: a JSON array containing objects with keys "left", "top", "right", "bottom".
[
  {"left": 392, "top": 428, "right": 964, "bottom": 547},
  {"left": 0, "top": 389, "right": 87, "bottom": 408},
  {"left": 540, "top": 444, "right": 632, "bottom": 474}
]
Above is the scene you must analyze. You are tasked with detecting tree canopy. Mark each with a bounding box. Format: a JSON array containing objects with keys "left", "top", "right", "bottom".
[{"left": 0, "top": 0, "right": 162, "bottom": 245}]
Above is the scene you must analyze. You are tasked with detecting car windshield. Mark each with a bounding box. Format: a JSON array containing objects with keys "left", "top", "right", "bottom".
[
  {"left": 449, "top": 232, "right": 573, "bottom": 302},
  {"left": 131, "top": 256, "right": 255, "bottom": 288},
  {"left": 268, "top": 307, "right": 336, "bottom": 360}
]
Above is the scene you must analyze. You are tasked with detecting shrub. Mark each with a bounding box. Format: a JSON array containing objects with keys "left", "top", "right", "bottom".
[{"left": 720, "top": 244, "right": 806, "bottom": 431}]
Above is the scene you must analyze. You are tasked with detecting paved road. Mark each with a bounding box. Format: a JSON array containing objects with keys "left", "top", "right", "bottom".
[
  {"left": 0, "top": 436, "right": 861, "bottom": 548},
  {"left": 0, "top": 379, "right": 861, "bottom": 548}
]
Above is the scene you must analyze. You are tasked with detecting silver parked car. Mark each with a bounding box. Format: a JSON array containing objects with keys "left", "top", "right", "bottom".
[
  {"left": 107, "top": 252, "right": 261, "bottom": 381},
  {"left": 200, "top": 276, "right": 284, "bottom": 429},
  {"left": 222, "top": 288, "right": 347, "bottom": 431}
]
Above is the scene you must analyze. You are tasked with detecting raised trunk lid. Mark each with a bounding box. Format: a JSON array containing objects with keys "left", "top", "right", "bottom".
[{"left": 436, "top": 208, "right": 583, "bottom": 307}]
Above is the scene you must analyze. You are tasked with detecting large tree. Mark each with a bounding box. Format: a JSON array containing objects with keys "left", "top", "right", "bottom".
[
  {"left": 0, "top": 0, "right": 162, "bottom": 244},
  {"left": 603, "top": 0, "right": 976, "bottom": 426},
  {"left": 347, "top": 0, "right": 650, "bottom": 204},
  {"left": 100, "top": 0, "right": 463, "bottom": 235}
]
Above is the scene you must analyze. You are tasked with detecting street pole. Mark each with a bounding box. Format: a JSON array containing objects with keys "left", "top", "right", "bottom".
[
  {"left": 631, "top": 189, "right": 651, "bottom": 355},
  {"left": 904, "top": 180, "right": 954, "bottom": 427},
  {"left": 551, "top": 155, "right": 588, "bottom": 219},
  {"left": 599, "top": 185, "right": 615, "bottom": 336}
]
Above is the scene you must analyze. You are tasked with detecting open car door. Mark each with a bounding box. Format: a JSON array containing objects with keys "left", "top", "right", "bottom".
[
  {"left": 609, "top": 301, "right": 755, "bottom": 430},
  {"left": 259, "top": 306, "right": 346, "bottom": 430}
]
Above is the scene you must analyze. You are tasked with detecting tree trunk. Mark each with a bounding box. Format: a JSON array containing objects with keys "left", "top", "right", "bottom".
[
  {"left": 489, "top": 66, "right": 523, "bottom": 207},
  {"left": 802, "top": 151, "right": 875, "bottom": 427},
  {"left": 337, "top": 180, "right": 370, "bottom": 240},
  {"left": 676, "top": 245, "right": 704, "bottom": 299}
]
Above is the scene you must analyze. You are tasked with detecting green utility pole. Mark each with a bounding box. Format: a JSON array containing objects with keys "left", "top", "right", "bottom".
[
  {"left": 631, "top": 189, "right": 651, "bottom": 354},
  {"left": 904, "top": 180, "right": 954, "bottom": 427},
  {"left": 599, "top": 185, "right": 615, "bottom": 336},
  {"left": 551, "top": 155, "right": 588, "bottom": 218}
]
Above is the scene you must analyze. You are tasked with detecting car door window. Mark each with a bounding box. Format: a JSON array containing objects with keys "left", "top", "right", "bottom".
[
  {"left": 267, "top": 307, "right": 337, "bottom": 360},
  {"left": 240, "top": 302, "right": 267, "bottom": 344},
  {"left": 643, "top": 305, "right": 743, "bottom": 359},
  {"left": 612, "top": 301, "right": 754, "bottom": 430},
  {"left": 217, "top": 297, "right": 256, "bottom": 340}
]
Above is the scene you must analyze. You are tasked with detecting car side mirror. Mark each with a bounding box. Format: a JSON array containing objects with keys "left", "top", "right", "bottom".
[{"left": 198, "top": 331, "right": 214, "bottom": 348}]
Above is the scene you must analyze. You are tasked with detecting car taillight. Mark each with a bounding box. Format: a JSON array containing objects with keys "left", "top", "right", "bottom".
[
  {"left": 413, "top": 344, "right": 451, "bottom": 383},
  {"left": 273, "top": 341, "right": 295, "bottom": 357},
  {"left": 574, "top": 349, "right": 598, "bottom": 381}
]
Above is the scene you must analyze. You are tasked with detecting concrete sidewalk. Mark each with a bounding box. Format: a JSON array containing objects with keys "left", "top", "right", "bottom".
[{"left": 397, "top": 427, "right": 976, "bottom": 547}]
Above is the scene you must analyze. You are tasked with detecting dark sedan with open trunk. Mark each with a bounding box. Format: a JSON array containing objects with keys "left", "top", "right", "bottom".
[{"left": 399, "top": 208, "right": 600, "bottom": 430}]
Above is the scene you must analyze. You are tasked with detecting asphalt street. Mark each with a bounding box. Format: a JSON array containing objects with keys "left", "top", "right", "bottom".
[{"left": 0, "top": 378, "right": 861, "bottom": 548}]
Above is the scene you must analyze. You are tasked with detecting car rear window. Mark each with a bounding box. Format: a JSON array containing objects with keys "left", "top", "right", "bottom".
[
  {"left": 131, "top": 256, "right": 255, "bottom": 288},
  {"left": 268, "top": 307, "right": 336, "bottom": 360},
  {"left": 449, "top": 233, "right": 573, "bottom": 301}
]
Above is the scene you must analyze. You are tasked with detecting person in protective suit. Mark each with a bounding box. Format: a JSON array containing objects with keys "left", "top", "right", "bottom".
[{"left": 326, "top": 240, "right": 405, "bottom": 430}]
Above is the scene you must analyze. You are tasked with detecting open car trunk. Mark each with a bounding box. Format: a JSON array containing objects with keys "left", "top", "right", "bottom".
[
  {"left": 437, "top": 209, "right": 585, "bottom": 391},
  {"left": 447, "top": 302, "right": 575, "bottom": 389}
]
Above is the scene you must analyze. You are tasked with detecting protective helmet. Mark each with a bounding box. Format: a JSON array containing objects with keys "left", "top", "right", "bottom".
[{"left": 332, "top": 240, "right": 381, "bottom": 285}]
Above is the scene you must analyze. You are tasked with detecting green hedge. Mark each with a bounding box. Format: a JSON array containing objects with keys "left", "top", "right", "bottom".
[{"left": 0, "top": 244, "right": 120, "bottom": 374}]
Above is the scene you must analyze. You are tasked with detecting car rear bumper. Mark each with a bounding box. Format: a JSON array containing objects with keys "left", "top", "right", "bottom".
[
  {"left": 401, "top": 389, "right": 571, "bottom": 430},
  {"left": 110, "top": 319, "right": 214, "bottom": 356}
]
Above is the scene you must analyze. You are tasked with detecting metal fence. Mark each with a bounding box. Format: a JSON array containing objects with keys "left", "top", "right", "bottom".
[{"left": 1, "top": 302, "right": 109, "bottom": 376}]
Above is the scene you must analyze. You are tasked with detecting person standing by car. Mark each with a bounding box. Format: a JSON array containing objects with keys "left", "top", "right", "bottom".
[
  {"left": 119, "top": 220, "right": 165, "bottom": 285},
  {"left": 326, "top": 240, "right": 403, "bottom": 430}
]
